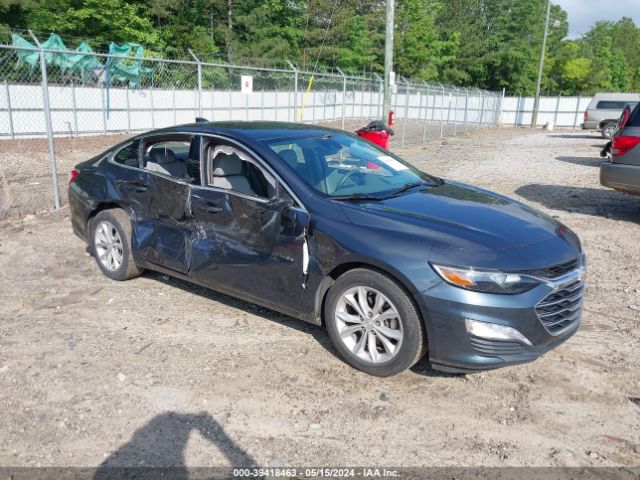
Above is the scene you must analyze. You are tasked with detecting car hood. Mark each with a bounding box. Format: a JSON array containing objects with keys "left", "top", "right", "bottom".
[{"left": 339, "top": 181, "right": 581, "bottom": 268}]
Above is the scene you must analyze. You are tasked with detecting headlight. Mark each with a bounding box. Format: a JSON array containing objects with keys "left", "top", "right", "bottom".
[{"left": 431, "top": 264, "right": 540, "bottom": 294}]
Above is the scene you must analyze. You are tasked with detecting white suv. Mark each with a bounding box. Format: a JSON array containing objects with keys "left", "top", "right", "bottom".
[{"left": 582, "top": 93, "right": 640, "bottom": 138}]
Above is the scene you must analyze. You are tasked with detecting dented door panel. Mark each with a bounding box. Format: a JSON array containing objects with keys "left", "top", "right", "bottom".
[
  {"left": 131, "top": 172, "right": 194, "bottom": 274},
  {"left": 190, "top": 187, "right": 310, "bottom": 314}
]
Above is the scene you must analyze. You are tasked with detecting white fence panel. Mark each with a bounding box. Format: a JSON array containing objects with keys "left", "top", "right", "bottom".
[{"left": 500, "top": 95, "right": 595, "bottom": 128}]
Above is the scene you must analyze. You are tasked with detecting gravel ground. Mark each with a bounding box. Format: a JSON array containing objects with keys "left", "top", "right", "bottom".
[{"left": 0, "top": 127, "right": 639, "bottom": 469}]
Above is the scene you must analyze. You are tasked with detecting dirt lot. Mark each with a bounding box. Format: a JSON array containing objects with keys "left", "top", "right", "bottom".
[{"left": 0, "top": 128, "right": 639, "bottom": 469}]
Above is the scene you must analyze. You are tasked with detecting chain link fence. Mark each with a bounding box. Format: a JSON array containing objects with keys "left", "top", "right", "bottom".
[{"left": 0, "top": 38, "right": 502, "bottom": 218}]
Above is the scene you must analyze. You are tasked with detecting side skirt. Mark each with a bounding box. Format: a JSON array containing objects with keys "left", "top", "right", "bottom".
[{"left": 134, "top": 258, "right": 322, "bottom": 326}]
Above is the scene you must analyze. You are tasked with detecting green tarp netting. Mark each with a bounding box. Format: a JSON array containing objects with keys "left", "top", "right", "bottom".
[
  {"left": 11, "top": 33, "right": 153, "bottom": 87},
  {"left": 106, "top": 42, "right": 153, "bottom": 88}
]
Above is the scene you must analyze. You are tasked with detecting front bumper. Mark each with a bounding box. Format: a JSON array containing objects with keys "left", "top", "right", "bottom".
[
  {"left": 414, "top": 269, "right": 583, "bottom": 373},
  {"left": 600, "top": 161, "right": 640, "bottom": 195}
]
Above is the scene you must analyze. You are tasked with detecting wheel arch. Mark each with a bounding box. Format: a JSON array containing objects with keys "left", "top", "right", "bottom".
[
  {"left": 86, "top": 202, "right": 132, "bottom": 230},
  {"left": 314, "top": 258, "right": 422, "bottom": 326},
  {"left": 598, "top": 119, "right": 617, "bottom": 129}
]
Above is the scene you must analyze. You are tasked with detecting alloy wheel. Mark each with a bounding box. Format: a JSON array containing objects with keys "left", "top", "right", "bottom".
[
  {"left": 604, "top": 124, "right": 616, "bottom": 138},
  {"left": 334, "top": 286, "right": 404, "bottom": 364},
  {"left": 94, "top": 220, "right": 124, "bottom": 271}
]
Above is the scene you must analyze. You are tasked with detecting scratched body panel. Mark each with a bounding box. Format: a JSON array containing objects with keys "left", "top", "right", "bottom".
[{"left": 190, "top": 186, "right": 309, "bottom": 316}]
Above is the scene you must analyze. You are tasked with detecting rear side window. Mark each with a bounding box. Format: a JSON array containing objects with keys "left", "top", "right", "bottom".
[
  {"left": 113, "top": 142, "right": 140, "bottom": 167},
  {"left": 596, "top": 101, "right": 628, "bottom": 110}
]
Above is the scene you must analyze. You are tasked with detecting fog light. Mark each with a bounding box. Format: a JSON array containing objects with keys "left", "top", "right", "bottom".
[{"left": 465, "top": 319, "right": 532, "bottom": 345}]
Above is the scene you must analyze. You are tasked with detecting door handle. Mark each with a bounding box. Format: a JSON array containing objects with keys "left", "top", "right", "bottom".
[
  {"left": 206, "top": 206, "right": 223, "bottom": 214},
  {"left": 123, "top": 181, "right": 147, "bottom": 193}
]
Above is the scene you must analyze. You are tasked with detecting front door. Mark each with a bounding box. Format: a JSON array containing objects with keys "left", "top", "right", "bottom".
[{"left": 189, "top": 140, "right": 309, "bottom": 313}]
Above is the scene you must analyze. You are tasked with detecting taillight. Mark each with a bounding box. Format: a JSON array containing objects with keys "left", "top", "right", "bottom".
[
  {"left": 611, "top": 135, "right": 640, "bottom": 157},
  {"left": 69, "top": 169, "right": 79, "bottom": 186},
  {"left": 583, "top": 111, "right": 588, "bottom": 122}
]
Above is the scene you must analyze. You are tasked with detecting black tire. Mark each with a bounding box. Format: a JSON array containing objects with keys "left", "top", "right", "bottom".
[
  {"left": 601, "top": 122, "right": 616, "bottom": 139},
  {"left": 324, "top": 268, "right": 427, "bottom": 377},
  {"left": 89, "top": 209, "right": 142, "bottom": 281}
]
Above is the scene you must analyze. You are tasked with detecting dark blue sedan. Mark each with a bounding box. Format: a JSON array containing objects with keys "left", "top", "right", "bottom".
[{"left": 68, "top": 121, "right": 585, "bottom": 376}]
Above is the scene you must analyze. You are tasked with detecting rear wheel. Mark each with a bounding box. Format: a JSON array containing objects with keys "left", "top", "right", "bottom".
[
  {"left": 90, "top": 209, "right": 142, "bottom": 281},
  {"left": 324, "top": 268, "right": 427, "bottom": 377},
  {"left": 601, "top": 122, "right": 617, "bottom": 139}
]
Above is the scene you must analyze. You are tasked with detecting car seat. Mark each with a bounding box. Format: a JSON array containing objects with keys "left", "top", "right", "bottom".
[
  {"left": 146, "top": 148, "right": 187, "bottom": 179},
  {"left": 212, "top": 153, "right": 256, "bottom": 196}
]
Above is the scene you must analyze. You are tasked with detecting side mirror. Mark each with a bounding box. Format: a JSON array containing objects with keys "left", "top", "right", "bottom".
[
  {"left": 281, "top": 204, "right": 309, "bottom": 237},
  {"left": 258, "top": 201, "right": 308, "bottom": 252}
]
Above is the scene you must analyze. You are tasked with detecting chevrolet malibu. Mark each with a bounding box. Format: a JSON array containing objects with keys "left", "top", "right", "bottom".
[{"left": 69, "top": 121, "right": 585, "bottom": 376}]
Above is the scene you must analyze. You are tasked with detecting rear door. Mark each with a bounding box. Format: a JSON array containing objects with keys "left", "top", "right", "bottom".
[{"left": 131, "top": 134, "right": 197, "bottom": 273}]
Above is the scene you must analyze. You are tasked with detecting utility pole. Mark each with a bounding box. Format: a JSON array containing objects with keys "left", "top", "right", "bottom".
[
  {"left": 531, "top": 0, "right": 551, "bottom": 128},
  {"left": 383, "top": 0, "right": 395, "bottom": 123}
]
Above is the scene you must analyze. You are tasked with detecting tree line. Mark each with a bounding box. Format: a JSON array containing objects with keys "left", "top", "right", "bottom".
[{"left": 1, "top": 0, "right": 639, "bottom": 95}]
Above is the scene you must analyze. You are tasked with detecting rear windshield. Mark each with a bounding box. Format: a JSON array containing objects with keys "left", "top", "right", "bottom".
[
  {"left": 627, "top": 103, "right": 640, "bottom": 127},
  {"left": 596, "top": 101, "right": 629, "bottom": 110}
]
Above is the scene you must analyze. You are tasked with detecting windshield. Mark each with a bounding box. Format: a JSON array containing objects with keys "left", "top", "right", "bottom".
[{"left": 264, "top": 133, "right": 438, "bottom": 198}]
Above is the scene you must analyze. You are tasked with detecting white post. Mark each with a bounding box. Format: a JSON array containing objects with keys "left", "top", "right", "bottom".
[
  {"left": 463, "top": 89, "right": 469, "bottom": 129},
  {"left": 498, "top": 88, "right": 505, "bottom": 126},
  {"left": 477, "top": 91, "right": 484, "bottom": 129},
  {"left": 401, "top": 81, "right": 409, "bottom": 146},
  {"left": 440, "top": 85, "right": 445, "bottom": 137},
  {"left": 125, "top": 86, "right": 131, "bottom": 132},
  {"left": 189, "top": 50, "right": 203, "bottom": 118},
  {"left": 150, "top": 84, "right": 155, "bottom": 129},
  {"left": 420, "top": 89, "right": 427, "bottom": 142},
  {"left": 100, "top": 85, "right": 107, "bottom": 133},
  {"left": 71, "top": 81, "right": 78, "bottom": 136},
  {"left": 338, "top": 68, "right": 347, "bottom": 130},
  {"left": 30, "top": 30, "right": 60, "bottom": 210},
  {"left": 172, "top": 86, "right": 176, "bottom": 125},
  {"left": 287, "top": 60, "right": 298, "bottom": 123},
  {"left": 453, "top": 89, "right": 459, "bottom": 136},
  {"left": 5, "top": 80, "right": 15, "bottom": 139}
]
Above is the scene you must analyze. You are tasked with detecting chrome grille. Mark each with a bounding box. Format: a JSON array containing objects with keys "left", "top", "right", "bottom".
[
  {"left": 535, "top": 279, "right": 584, "bottom": 334},
  {"left": 526, "top": 259, "right": 579, "bottom": 279}
]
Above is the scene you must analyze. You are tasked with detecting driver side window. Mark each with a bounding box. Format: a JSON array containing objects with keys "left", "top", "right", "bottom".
[{"left": 206, "top": 143, "right": 276, "bottom": 200}]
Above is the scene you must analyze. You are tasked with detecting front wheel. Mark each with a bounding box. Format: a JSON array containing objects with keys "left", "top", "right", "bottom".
[
  {"left": 601, "top": 122, "right": 617, "bottom": 139},
  {"left": 324, "top": 268, "right": 427, "bottom": 377}
]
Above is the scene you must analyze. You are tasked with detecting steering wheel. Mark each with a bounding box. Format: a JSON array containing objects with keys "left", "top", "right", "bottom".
[{"left": 334, "top": 169, "right": 364, "bottom": 192}]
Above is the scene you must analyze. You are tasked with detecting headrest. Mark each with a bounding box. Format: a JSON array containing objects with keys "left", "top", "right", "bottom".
[
  {"left": 213, "top": 153, "right": 243, "bottom": 176},
  {"left": 149, "top": 148, "right": 177, "bottom": 165},
  {"left": 279, "top": 149, "right": 298, "bottom": 168}
]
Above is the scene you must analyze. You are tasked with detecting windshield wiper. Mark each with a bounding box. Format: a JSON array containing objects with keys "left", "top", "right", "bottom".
[
  {"left": 389, "top": 181, "right": 429, "bottom": 197},
  {"left": 331, "top": 193, "right": 386, "bottom": 202}
]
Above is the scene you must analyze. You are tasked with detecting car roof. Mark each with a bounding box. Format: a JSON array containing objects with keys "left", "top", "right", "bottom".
[
  {"left": 591, "top": 93, "right": 640, "bottom": 100},
  {"left": 149, "top": 121, "right": 344, "bottom": 142}
]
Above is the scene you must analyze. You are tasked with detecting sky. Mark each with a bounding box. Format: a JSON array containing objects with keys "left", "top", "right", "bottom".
[{"left": 554, "top": 0, "right": 640, "bottom": 38}]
